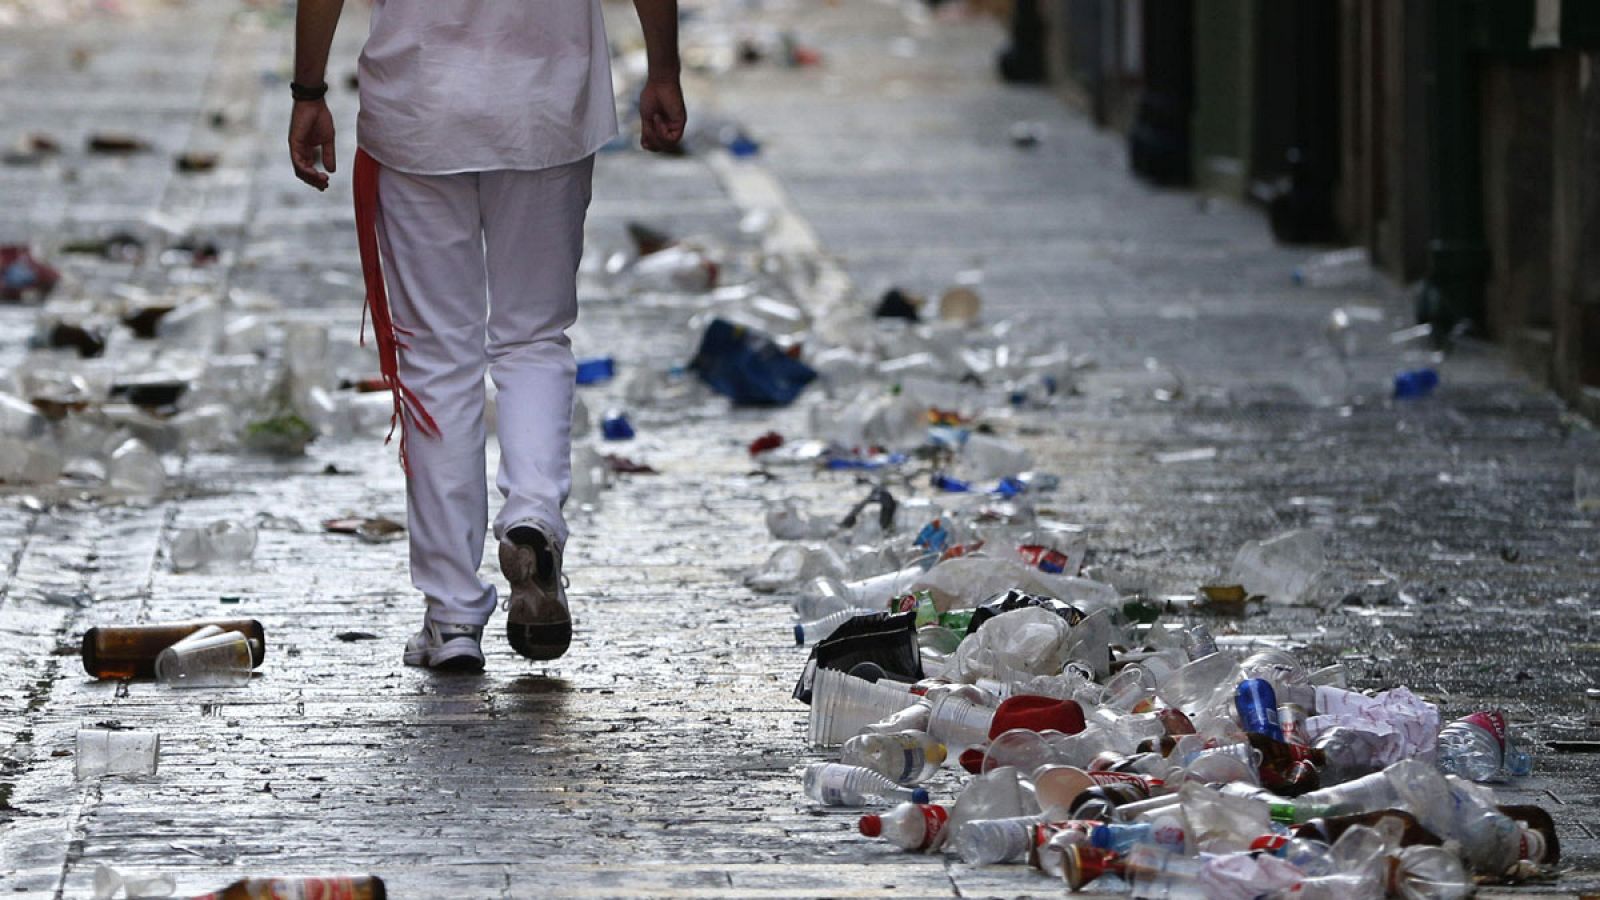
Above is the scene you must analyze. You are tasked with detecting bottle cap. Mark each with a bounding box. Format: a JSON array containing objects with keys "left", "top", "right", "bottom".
[
  {"left": 926, "top": 742, "right": 948, "bottom": 766},
  {"left": 858, "top": 815, "right": 882, "bottom": 837},
  {"left": 911, "top": 787, "right": 931, "bottom": 805}
]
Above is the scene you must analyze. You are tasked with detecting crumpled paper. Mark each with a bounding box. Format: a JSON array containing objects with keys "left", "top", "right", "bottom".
[{"left": 1306, "top": 685, "right": 1441, "bottom": 765}]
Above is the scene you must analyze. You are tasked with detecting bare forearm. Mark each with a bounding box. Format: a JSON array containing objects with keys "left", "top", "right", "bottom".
[
  {"left": 632, "top": 0, "right": 681, "bottom": 81},
  {"left": 294, "top": 0, "right": 346, "bottom": 86}
]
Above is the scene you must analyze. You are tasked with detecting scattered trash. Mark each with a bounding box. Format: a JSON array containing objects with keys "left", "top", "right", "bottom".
[
  {"left": 748, "top": 430, "right": 784, "bottom": 456},
  {"left": 874, "top": 288, "right": 922, "bottom": 321},
  {"left": 170, "top": 520, "right": 258, "bottom": 571},
  {"left": 690, "top": 318, "right": 816, "bottom": 406},
  {"left": 601, "top": 411, "right": 635, "bottom": 440},
  {"left": 1573, "top": 466, "right": 1598, "bottom": 512},
  {"left": 1393, "top": 368, "right": 1439, "bottom": 400},
  {"left": 155, "top": 628, "right": 254, "bottom": 688},
  {"left": 725, "top": 130, "right": 761, "bottom": 158},
  {"left": 2, "top": 132, "right": 61, "bottom": 165},
  {"left": 1008, "top": 121, "right": 1044, "bottom": 148},
  {"left": 242, "top": 413, "right": 316, "bottom": 456},
  {"left": 1224, "top": 529, "right": 1328, "bottom": 607},
  {"left": 76, "top": 727, "right": 160, "bottom": 780},
  {"left": 1292, "top": 247, "right": 1371, "bottom": 289},
  {"left": 323, "top": 516, "right": 407, "bottom": 543},
  {"left": 937, "top": 287, "right": 982, "bottom": 324},
  {"left": 1, "top": 245, "right": 61, "bottom": 302},
  {"left": 1154, "top": 447, "right": 1217, "bottom": 465},
  {"left": 174, "top": 151, "right": 218, "bottom": 173},
  {"left": 86, "top": 132, "right": 151, "bottom": 154},
  {"left": 104, "top": 437, "right": 167, "bottom": 497},
  {"left": 91, "top": 863, "right": 176, "bottom": 899},
  {"left": 82, "top": 619, "right": 266, "bottom": 680},
  {"left": 575, "top": 356, "right": 617, "bottom": 385},
  {"left": 603, "top": 453, "right": 657, "bottom": 474}
]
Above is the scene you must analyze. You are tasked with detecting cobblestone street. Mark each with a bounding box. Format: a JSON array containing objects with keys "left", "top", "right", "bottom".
[{"left": 2, "top": 1, "right": 1599, "bottom": 897}]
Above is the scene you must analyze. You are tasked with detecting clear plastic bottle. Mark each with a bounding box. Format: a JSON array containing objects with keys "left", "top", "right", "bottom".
[
  {"left": 1391, "top": 844, "right": 1472, "bottom": 900},
  {"left": 951, "top": 816, "right": 1042, "bottom": 865},
  {"left": 841, "top": 731, "right": 947, "bottom": 785},
  {"left": 858, "top": 802, "right": 950, "bottom": 851},
  {"left": 793, "top": 607, "right": 878, "bottom": 645},
  {"left": 802, "top": 762, "right": 930, "bottom": 807},
  {"left": 1435, "top": 710, "right": 1531, "bottom": 782}
]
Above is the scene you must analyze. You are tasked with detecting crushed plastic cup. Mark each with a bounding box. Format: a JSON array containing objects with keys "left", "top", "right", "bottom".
[
  {"left": 170, "top": 520, "right": 258, "bottom": 571},
  {"left": 154, "top": 630, "right": 253, "bottom": 688},
  {"left": 104, "top": 437, "right": 167, "bottom": 497},
  {"left": 76, "top": 728, "right": 160, "bottom": 780},
  {"left": 1225, "top": 529, "right": 1327, "bottom": 606}
]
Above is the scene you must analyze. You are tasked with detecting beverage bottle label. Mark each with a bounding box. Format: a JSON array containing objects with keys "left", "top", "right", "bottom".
[
  {"left": 817, "top": 765, "right": 857, "bottom": 805},
  {"left": 915, "top": 804, "right": 950, "bottom": 850},
  {"left": 1462, "top": 710, "right": 1509, "bottom": 751}
]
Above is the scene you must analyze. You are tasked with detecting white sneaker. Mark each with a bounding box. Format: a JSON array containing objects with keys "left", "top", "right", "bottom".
[
  {"left": 499, "top": 522, "right": 572, "bottom": 661},
  {"left": 403, "top": 619, "right": 486, "bottom": 672}
]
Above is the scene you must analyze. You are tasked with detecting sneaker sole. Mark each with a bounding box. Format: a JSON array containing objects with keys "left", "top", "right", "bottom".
[{"left": 500, "top": 540, "right": 572, "bottom": 661}]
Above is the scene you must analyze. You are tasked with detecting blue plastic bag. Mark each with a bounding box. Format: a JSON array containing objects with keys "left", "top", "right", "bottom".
[{"left": 689, "top": 319, "right": 816, "bottom": 406}]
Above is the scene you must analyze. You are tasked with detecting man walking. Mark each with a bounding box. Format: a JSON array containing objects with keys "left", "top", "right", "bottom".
[{"left": 288, "top": 1, "right": 686, "bottom": 672}]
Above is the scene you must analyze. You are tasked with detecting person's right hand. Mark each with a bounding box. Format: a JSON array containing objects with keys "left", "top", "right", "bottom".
[
  {"left": 288, "top": 99, "right": 337, "bottom": 191},
  {"left": 639, "top": 78, "right": 687, "bottom": 153}
]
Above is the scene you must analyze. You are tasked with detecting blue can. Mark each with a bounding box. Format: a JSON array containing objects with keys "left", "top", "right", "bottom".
[
  {"left": 1235, "top": 678, "right": 1284, "bottom": 742},
  {"left": 575, "top": 357, "right": 616, "bottom": 386},
  {"left": 601, "top": 413, "right": 634, "bottom": 441},
  {"left": 1393, "top": 368, "right": 1439, "bottom": 399}
]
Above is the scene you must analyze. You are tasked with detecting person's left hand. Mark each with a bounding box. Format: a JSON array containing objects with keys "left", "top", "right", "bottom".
[{"left": 639, "top": 78, "right": 687, "bottom": 153}]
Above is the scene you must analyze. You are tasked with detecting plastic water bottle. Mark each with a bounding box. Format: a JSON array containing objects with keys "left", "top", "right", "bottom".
[
  {"left": 794, "top": 607, "right": 878, "bottom": 645},
  {"left": 1089, "top": 822, "right": 1186, "bottom": 855},
  {"left": 1235, "top": 678, "right": 1284, "bottom": 742},
  {"left": 951, "top": 816, "right": 1042, "bottom": 865},
  {"left": 857, "top": 802, "right": 949, "bottom": 851},
  {"left": 842, "top": 731, "right": 947, "bottom": 785},
  {"left": 802, "top": 763, "right": 930, "bottom": 807},
  {"left": 1435, "top": 710, "right": 1531, "bottom": 782}
]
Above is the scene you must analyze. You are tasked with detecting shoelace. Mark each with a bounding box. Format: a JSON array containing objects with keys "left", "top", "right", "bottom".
[{"left": 500, "top": 572, "right": 570, "bottom": 611}]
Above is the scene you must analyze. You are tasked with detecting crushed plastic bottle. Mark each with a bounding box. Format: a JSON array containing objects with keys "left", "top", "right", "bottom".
[{"left": 1434, "top": 710, "right": 1531, "bottom": 782}]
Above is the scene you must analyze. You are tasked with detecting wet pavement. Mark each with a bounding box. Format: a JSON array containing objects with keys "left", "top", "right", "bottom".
[{"left": 2, "top": 1, "right": 1599, "bottom": 897}]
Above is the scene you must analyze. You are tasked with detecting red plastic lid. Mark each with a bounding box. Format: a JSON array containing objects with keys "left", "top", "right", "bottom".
[{"left": 858, "top": 815, "right": 882, "bottom": 837}]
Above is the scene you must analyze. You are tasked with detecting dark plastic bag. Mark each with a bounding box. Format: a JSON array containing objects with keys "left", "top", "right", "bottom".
[
  {"left": 964, "top": 588, "right": 1087, "bottom": 638},
  {"left": 792, "top": 610, "right": 922, "bottom": 704},
  {"left": 690, "top": 318, "right": 817, "bottom": 406}
]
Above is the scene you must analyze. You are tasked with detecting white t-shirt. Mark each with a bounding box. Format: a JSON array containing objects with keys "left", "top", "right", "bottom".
[{"left": 356, "top": 0, "right": 619, "bottom": 175}]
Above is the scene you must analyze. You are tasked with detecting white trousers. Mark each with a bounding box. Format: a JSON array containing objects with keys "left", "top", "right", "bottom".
[{"left": 374, "top": 156, "right": 593, "bottom": 626}]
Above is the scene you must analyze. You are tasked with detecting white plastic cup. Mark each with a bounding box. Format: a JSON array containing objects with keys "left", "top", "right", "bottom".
[
  {"left": 927, "top": 691, "right": 997, "bottom": 751},
  {"left": 154, "top": 630, "right": 253, "bottom": 688},
  {"left": 76, "top": 728, "right": 160, "bottom": 779}
]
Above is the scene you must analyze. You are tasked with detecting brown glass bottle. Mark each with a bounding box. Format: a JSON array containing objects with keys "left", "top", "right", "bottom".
[
  {"left": 1292, "top": 809, "right": 1441, "bottom": 847},
  {"left": 81, "top": 619, "right": 265, "bottom": 679},
  {"left": 194, "top": 875, "right": 385, "bottom": 900}
]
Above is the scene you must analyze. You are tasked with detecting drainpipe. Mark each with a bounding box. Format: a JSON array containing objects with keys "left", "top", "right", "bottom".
[{"left": 1417, "top": 0, "right": 1489, "bottom": 335}]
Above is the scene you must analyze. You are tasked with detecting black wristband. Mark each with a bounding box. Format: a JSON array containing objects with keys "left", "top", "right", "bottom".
[{"left": 290, "top": 81, "right": 329, "bottom": 102}]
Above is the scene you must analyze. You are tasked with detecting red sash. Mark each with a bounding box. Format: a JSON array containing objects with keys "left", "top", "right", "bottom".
[{"left": 352, "top": 148, "right": 440, "bottom": 472}]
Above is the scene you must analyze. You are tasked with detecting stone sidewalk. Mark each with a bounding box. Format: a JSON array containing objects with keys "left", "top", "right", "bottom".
[{"left": 1, "top": 1, "right": 1598, "bottom": 898}]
